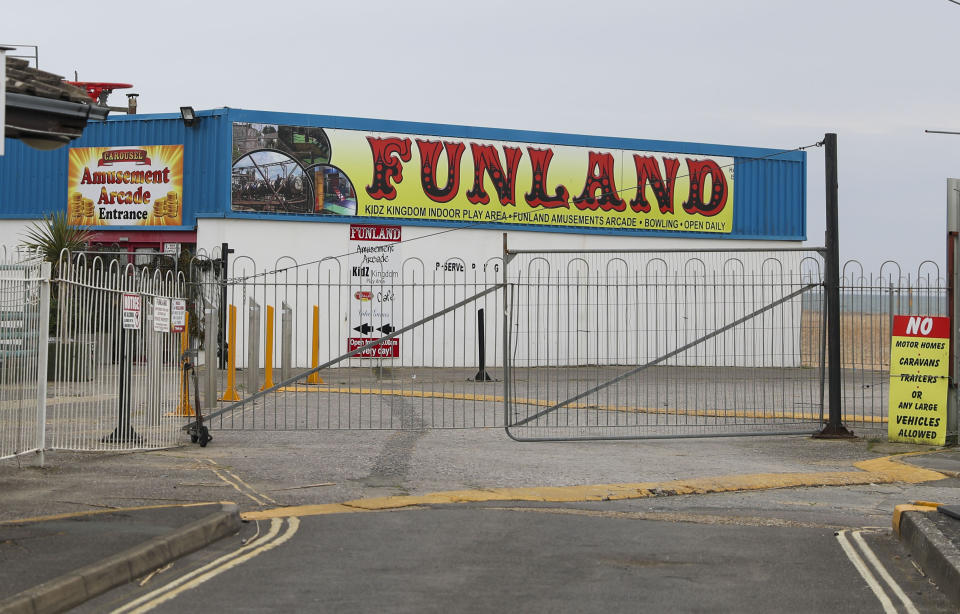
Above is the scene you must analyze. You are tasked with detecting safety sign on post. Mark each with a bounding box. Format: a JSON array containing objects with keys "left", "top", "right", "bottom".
[
  {"left": 171, "top": 299, "right": 187, "bottom": 333},
  {"left": 122, "top": 293, "right": 142, "bottom": 330},
  {"left": 888, "top": 315, "right": 950, "bottom": 445}
]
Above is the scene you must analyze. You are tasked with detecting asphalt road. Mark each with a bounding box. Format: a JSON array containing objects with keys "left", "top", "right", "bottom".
[
  {"left": 77, "top": 498, "right": 956, "bottom": 614},
  {"left": 8, "top": 430, "right": 960, "bottom": 612}
]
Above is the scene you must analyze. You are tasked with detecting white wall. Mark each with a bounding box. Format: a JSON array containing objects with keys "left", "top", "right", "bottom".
[
  {"left": 0, "top": 219, "right": 39, "bottom": 250},
  {"left": 195, "top": 218, "right": 812, "bottom": 374},
  {"left": 196, "top": 218, "right": 795, "bottom": 270}
]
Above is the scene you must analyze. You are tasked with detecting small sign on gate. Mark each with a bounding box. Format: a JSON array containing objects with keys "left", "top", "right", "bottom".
[
  {"left": 122, "top": 293, "right": 142, "bottom": 330},
  {"left": 348, "top": 337, "right": 400, "bottom": 358},
  {"left": 170, "top": 299, "right": 186, "bottom": 333},
  {"left": 153, "top": 297, "right": 171, "bottom": 333}
]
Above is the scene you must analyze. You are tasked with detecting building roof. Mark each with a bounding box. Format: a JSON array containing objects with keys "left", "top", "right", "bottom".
[
  {"left": 4, "top": 55, "right": 109, "bottom": 148},
  {"left": 5, "top": 57, "right": 90, "bottom": 103}
]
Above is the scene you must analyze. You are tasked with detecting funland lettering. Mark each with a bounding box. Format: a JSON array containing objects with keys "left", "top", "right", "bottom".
[{"left": 364, "top": 137, "right": 729, "bottom": 218}]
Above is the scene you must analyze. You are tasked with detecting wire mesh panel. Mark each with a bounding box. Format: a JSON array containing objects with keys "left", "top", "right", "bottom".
[
  {"left": 182, "top": 245, "right": 947, "bottom": 441},
  {"left": 822, "top": 260, "right": 947, "bottom": 436},
  {"left": 45, "top": 255, "right": 189, "bottom": 451},
  {"left": 0, "top": 251, "right": 48, "bottom": 461},
  {"left": 503, "top": 249, "right": 828, "bottom": 440},
  {"left": 191, "top": 254, "right": 505, "bottom": 431}
]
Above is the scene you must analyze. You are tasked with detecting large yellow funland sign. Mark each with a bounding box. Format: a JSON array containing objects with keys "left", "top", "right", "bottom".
[
  {"left": 888, "top": 315, "right": 950, "bottom": 445},
  {"left": 67, "top": 145, "right": 184, "bottom": 226}
]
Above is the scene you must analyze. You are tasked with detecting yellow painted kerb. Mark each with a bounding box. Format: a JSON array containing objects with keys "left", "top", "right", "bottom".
[
  {"left": 892, "top": 502, "right": 940, "bottom": 536},
  {"left": 242, "top": 453, "right": 949, "bottom": 521}
]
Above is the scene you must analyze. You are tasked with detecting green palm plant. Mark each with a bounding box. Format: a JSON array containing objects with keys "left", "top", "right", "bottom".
[
  {"left": 20, "top": 212, "right": 92, "bottom": 272},
  {"left": 20, "top": 212, "right": 92, "bottom": 336}
]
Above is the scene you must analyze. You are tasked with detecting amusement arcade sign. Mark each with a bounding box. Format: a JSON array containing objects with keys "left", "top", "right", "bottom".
[{"left": 67, "top": 145, "right": 184, "bottom": 226}]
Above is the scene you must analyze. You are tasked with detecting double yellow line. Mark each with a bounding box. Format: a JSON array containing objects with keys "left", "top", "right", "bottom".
[{"left": 111, "top": 517, "right": 300, "bottom": 614}]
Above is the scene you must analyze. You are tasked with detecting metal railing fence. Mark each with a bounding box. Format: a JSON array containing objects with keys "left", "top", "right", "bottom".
[
  {"left": 830, "top": 260, "right": 947, "bottom": 434},
  {"left": 44, "top": 254, "right": 190, "bottom": 451},
  {"left": 186, "top": 251, "right": 505, "bottom": 430},
  {"left": 0, "top": 250, "right": 49, "bottom": 462},
  {"left": 502, "top": 248, "right": 828, "bottom": 440},
  {"left": 178, "top": 246, "right": 951, "bottom": 440}
]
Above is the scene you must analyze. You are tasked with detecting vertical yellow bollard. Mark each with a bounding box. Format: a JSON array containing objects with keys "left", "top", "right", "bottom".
[
  {"left": 219, "top": 304, "right": 241, "bottom": 401},
  {"left": 260, "top": 305, "right": 275, "bottom": 390},
  {"left": 175, "top": 312, "right": 195, "bottom": 416},
  {"left": 306, "top": 304, "right": 324, "bottom": 384}
]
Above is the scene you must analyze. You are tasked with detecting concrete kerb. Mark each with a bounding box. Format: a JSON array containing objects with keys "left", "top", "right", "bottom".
[
  {"left": 0, "top": 503, "right": 242, "bottom": 614},
  {"left": 895, "top": 506, "right": 960, "bottom": 608}
]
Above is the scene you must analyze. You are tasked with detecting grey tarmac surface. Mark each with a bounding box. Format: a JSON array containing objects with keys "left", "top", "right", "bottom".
[
  {"left": 75, "top": 502, "right": 956, "bottom": 614},
  {"left": 4, "top": 430, "right": 960, "bottom": 612},
  {"left": 0, "top": 504, "right": 227, "bottom": 598},
  {"left": 2, "top": 430, "right": 896, "bottom": 522}
]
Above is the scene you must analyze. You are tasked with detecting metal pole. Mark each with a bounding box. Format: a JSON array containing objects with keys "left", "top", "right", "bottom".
[
  {"left": 34, "top": 262, "right": 51, "bottom": 467},
  {"left": 204, "top": 307, "right": 217, "bottom": 410},
  {"left": 247, "top": 298, "right": 260, "bottom": 395},
  {"left": 218, "top": 242, "right": 233, "bottom": 369},
  {"left": 103, "top": 327, "right": 141, "bottom": 443},
  {"left": 502, "top": 233, "right": 513, "bottom": 429},
  {"left": 816, "top": 133, "right": 854, "bottom": 438},
  {"left": 474, "top": 308, "right": 492, "bottom": 381},
  {"left": 946, "top": 178, "right": 960, "bottom": 444},
  {"left": 281, "top": 302, "right": 292, "bottom": 383},
  {"left": 888, "top": 281, "right": 895, "bottom": 342}
]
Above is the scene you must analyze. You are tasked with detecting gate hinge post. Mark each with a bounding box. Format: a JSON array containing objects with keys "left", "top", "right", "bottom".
[{"left": 815, "top": 132, "right": 855, "bottom": 439}]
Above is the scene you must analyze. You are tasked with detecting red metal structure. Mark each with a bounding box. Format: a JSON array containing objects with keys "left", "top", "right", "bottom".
[{"left": 64, "top": 81, "right": 133, "bottom": 105}]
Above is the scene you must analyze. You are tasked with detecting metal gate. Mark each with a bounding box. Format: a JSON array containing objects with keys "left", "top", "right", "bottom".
[
  {"left": 502, "top": 248, "right": 830, "bottom": 441},
  {"left": 0, "top": 251, "right": 49, "bottom": 462},
  {"left": 44, "top": 253, "right": 190, "bottom": 451},
  {"left": 189, "top": 253, "right": 507, "bottom": 431},
  {"left": 183, "top": 245, "right": 948, "bottom": 440}
]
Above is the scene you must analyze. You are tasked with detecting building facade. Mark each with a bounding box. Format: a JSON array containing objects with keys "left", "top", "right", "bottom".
[{"left": 0, "top": 107, "right": 806, "bottom": 262}]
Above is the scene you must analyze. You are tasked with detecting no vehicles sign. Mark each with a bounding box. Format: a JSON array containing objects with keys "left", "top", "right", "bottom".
[{"left": 888, "top": 315, "right": 949, "bottom": 445}]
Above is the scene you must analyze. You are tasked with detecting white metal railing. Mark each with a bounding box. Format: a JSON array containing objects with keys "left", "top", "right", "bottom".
[
  {"left": 0, "top": 250, "right": 49, "bottom": 463},
  {"left": 44, "top": 254, "right": 189, "bottom": 451}
]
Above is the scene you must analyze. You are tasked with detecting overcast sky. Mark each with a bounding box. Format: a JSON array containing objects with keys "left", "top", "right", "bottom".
[{"left": 6, "top": 0, "right": 959, "bottom": 275}]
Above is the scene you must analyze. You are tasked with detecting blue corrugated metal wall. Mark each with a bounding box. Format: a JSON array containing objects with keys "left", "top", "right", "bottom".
[
  {"left": 0, "top": 108, "right": 230, "bottom": 228},
  {"left": 0, "top": 107, "right": 806, "bottom": 240},
  {"left": 731, "top": 156, "right": 807, "bottom": 239}
]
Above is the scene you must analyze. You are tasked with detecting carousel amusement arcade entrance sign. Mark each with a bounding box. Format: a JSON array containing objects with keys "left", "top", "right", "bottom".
[
  {"left": 67, "top": 145, "right": 184, "bottom": 226},
  {"left": 230, "top": 122, "right": 735, "bottom": 234}
]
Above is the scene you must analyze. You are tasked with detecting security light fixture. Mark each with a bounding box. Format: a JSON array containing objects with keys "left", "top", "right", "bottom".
[{"left": 180, "top": 106, "right": 197, "bottom": 127}]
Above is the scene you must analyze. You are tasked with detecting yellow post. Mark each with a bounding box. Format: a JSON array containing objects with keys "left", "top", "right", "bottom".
[
  {"left": 306, "top": 305, "right": 324, "bottom": 384},
  {"left": 259, "top": 305, "right": 275, "bottom": 390},
  {"left": 219, "top": 304, "right": 241, "bottom": 401},
  {"left": 175, "top": 311, "right": 195, "bottom": 416}
]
